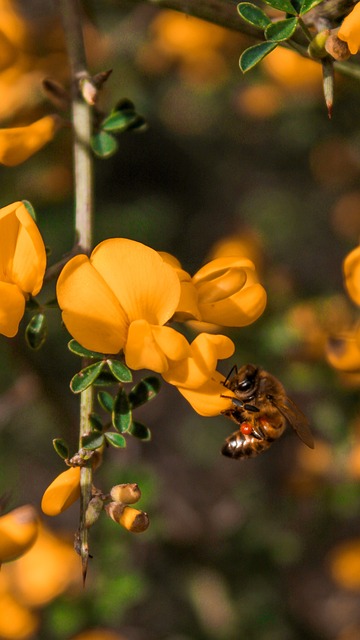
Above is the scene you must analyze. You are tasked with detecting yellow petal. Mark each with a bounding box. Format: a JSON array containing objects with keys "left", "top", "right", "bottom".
[
  {"left": 338, "top": 3, "right": 360, "bottom": 55},
  {"left": 0, "top": 281, "right": 25, "bottom": 337},
  {"left": 0, "top": 201, "right": 46, "bottom": 295},
  {"left": 41, "top": 466, "right": 81, "bottom": 516},
  {"left": 163, "top": 333, "right": 235, "bottom": 389},
  {"left": 0, "top": 592, "right": 39, "bottom": 639},
  {"left": 159, "top": 254, "right": 201, "bottom": 321},
  {"left": 0, "top": 505, "right": 39, "bottom": 564},
  {"left": 0, "top": 115, "right": 61, "bottom": 166},
  {"left": 193, "top": 258, "right": 267, "bottom": 326},
  {"left": 57, "top": 254, "right": 128, "bottom": 354},
  {"left": 91, "top": 238, "right": 181, "bottom": 324},
  {"left": 344, "top": 245, "right": 360, "bottom": 305},
  {"left": 177, "top": 371, "right": 234, "bottom": 416},
  {"left": 125, "top": 320, "right": 189, "bottom": 372},
  {"left": 326, "top": 332, "right": 360, "bottom": 372}
]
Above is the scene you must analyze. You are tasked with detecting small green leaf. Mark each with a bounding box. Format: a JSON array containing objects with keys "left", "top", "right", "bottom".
[
  {"left": 25, "top": 313, "right": 47, "bottom": 350},
  {"left": 299, "top": 0, "right": 323, "bottom": 14},
  {"left": 68, "top": 339, "right": 106, "bottom": 359},
  {"left": 112, "top": 389, "right": 132, "bottom": 433},
  {"left": 91, "top": 131, "right": 118, "bottom": 158},
  {"left": 129, "top": 376, "right": 161, "bottom": 409},
  {"left": 70, "top": 361, "right": 106, "bottom": 393},
  {"left": 262, "top": 0, "right": 297, "bottom": 14},
  {"left": 53, "top": 438, "right": 69, "bottom": 459},
  {"left": 101, "top": 110, "right": 139, "bottom": 133},
  {"left": 265, "top": 17, "right": 298, "bottom": 41},
  {"left": 97, "top": 390, "right": 114, "bottom": 413},
  {"left": 106, "top": 359, "right": 132, "bottom": 383},
  {"left": 239, "top": 41, "right": 278, "bottom": 73},
  {"left": 89, "top": 412, "right": 103, "bottom": 432},
  {"left": 82, "top": 432, "right": 105, "bottom": 450},
  {"left": 104, "top": 431, "right": 127, "bottom": 448},
  {"left": 237, "top": 3, "right": 271, "bottom": 29},
  {"left": 22, "top": 200, "right": 37, "bottom": 220},
  {"left": 129, "top": 421, "right": 151, "bottom": 441}
]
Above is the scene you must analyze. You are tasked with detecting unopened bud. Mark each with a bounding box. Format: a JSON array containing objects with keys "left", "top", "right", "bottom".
[
  {"left": 105, "top": 502, "right": 149, "bottom": 533},
  {"left": 308, "top": 30, "right": 330, "bottom": 59},
  {"left": 110, "top": 483, "right": 141, "bottom": 504},
  {"left": 85, "top": 496, "right": 103, "bottom": 528},
  {"left": 325, "top": 34, "right": 351, "bottom": 61}
]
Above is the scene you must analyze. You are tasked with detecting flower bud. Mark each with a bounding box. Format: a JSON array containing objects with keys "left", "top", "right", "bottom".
[
  {"left": 105, "top": 502, "right": 149, "bottom": 533},
  {"left": 0, "top": 505, "right": 38, "bottom": 564},
  {"left": 308, "top": 30, "right": 330, "bottom": 59},
  {"left": 85, "top": 496, "right": 104, "bottom": 528},
  {"left": 325, "top": 34, "right": 351, "bottom": 61},
  {"left": 41, "top": 466, "right": 81, "bottom": 516},
  {"left": 110, "top": 483, "right": 141, "bottom": 504}
]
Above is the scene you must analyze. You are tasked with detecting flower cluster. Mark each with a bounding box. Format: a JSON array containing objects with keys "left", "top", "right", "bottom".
[
  {"left": 326, "top": 245, "right": 360, "bottom": 372},
  {"left": 56, "top": 237, "right": 266, "bottom": 415}
]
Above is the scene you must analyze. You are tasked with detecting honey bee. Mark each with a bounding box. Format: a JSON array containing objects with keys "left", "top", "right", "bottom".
[{"left": 221, "top": 364, "right": 314, "bottom": 459}]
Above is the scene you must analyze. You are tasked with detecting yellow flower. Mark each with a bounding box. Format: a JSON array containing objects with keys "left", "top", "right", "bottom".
[
  {"left": 338, "top": 3, "right": 360, "bottom": 54},
  {"left": 0, "top": 115, "right": 60, "bottom": 166},
  {"left": 0, "top": 505, "right": 38, "bottom": 565},
  {"left": 326, "top": 330, "right": 360, "bottom": 372},
  {"left": 329, "top": 538, "right": 360, "bottom": 590},
  {"left": 57, "top": 238, "right": 186, "bottom": 372},
  {"left": 0, "top": 201, "right": 46, "bottom": 337},
  {"left": 177, "top": 370, "right": 234, "bottom": 417},
  {"left": 344, "top": 245, "right": 360, "bottom": 306},
  {"left": 41, "top": 466, "right": 81, "bottom": 516}
]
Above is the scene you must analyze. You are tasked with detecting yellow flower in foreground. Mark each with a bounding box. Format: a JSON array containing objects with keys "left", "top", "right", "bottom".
[
  {"left": 0, "top": 201, "right": 46, "bottom": 337},
  {"left": 338, "top": 3, "right": 360, "bottom": 54},
  {"left": 41, "top": 466, "right": 81, "bottom": 516},
  {"left": 0, "top": 114, "right": 61, "bottom": 166},
  {"left": 0, "top": 505, "right": 38, "bottom": 565},
  {"left": 57, "top": 238, "right": 186, "bottom": 372},
  {"left": 344, "top": 245, "right": 360, "bottom": 306}
]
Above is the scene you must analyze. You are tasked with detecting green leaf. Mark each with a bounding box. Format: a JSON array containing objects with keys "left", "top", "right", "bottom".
[
  {"left": 68, "top": 339, "right": 106, "bottom": 359},
  {"left": 129, "top": 421, "right": 151, "bottom": 441},
  {"left": 25, "top": 313, "right": 47, "bottom": 350},
  {"left": 106, "top": 359, "right": 132, "bottom": 383},
  {"left": 239, "top": 41, "right": 278, "bottom": 73},
  {"left": 70, "top": 361, "right": 106, "bottom": 394},
  {"left": 265, "top": 17, "right": 298, "bottom": 41},
  {"left": 101, "top": 110, "right": 140, "bottom": 133},
  {"left": 97, "top": 390, "right": 114, "bottom": 413},
  {"left": 262, "top": 0, "right": 297, "bottom": 14},
  {"left": 88, "top": 412, "right": 103, "bottom": 432},
  {"left": 82, "top": 432, "right": 105, "bottom": 450},
  {"left": 52, "top": 438, "right": 69, "bottom": 460},
  {"left": 112, "top": 389, "right": 132, "bottom": 433},
  {"left": 91, "top": 131, "right": 118, "bottom": 158},
  {"left": 299, "top": 0, "right": 323, "bottom": 14},
  {"left": 22, "top": 200, "right": 37, "bottom": 220},
  {"left": 129, "top": 376, "right": 161, "bottom": 409},
  {"left": 104, "top": 431, "right": 127, "bottom": 448},
  {"left": 93, "top": 371, "right": 119, "bottom": 386},
  {"left": 237, "top": 3, "right": 271, "bottom": 29}
]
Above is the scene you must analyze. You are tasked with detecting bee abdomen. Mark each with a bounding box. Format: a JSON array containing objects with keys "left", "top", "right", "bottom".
[{"left": 221, "top": 433, "right": 271, "bottom": 459}]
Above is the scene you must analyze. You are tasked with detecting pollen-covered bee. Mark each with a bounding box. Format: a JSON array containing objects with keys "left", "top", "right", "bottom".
[{"left": 221, "top": 364, "right": 314, "bottom": 459}]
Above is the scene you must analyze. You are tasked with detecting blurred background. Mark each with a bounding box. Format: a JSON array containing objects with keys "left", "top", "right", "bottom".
[{"left": 2, "top": 0, "right": 360, "bottom": 638}]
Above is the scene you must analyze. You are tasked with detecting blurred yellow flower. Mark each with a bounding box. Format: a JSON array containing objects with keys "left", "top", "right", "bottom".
[
  {"left": 262, "top": 47, "right": 321, "bottom": 91},
  {"left": 326, "top": 330, "right": 360, "bottom": 372},
  {"left": 338, "top": 3, "right": 360, "bottom": 54},
  {"left": 344, "top": 245, "right": 360, "bottom": 306},
  {"left": 0, "top": 588, "right": 38, "bottom": 639},
  {"left": 0, "top": 505, "right": 38, "bottom": 565},
  {"left": 0, "top": 201, "right": 46, "bottom": 337},
  {"left": 41, "top": 466, "right": 81, "bottom": 516},
  {"left": 329, "top": 539, "right": 360, "bottom": 590},
  {"left": 0, "top": 115, "right": 60, "bottom": 166}
]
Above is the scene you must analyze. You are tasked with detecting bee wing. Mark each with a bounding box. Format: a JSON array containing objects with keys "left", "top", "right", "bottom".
[{"left": 273, "top": 396, "right": 314, "bottom": 449}]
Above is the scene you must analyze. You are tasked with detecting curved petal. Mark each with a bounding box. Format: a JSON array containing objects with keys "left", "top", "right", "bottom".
[
  {"left": 0, "top": 115, "right": 60, "bottom": 166},
  {"left": 41, "top": 467, "right": 81, "bottom": 516},
  {"left": 125, "top": 319, "right": 189, "bottom": 372},
  {"left": 57, "top": 255, "right": 128, "bottom": 354},
  {"left": 0, "top": 281, "right": 26, "bottom": 337},
  {"left": 91, "top": 238, "right": 181, "bottom": 325},
  {"left": 163, "top": 333, "right": 235, "bottom": 389},
  {"left": 12, "top": 203, "right": 46, "bottom": 294},
  {"left": 344, "top": 245, "right": 360, "bottom": 306},
  {"left": 199, "top": 281, "right": 267, "bottom": 326},
  {"left": 338, "top": 3, "right": 360, "bottom": 54},
  {"left": 176, "top": 371, "right": 234, "bottom": 416},
  {"left": 326, "top": 332, "right": 360, "bottom": 372},
  {"left": 192, "top": 256, "right": 257, "bottom": 284}
]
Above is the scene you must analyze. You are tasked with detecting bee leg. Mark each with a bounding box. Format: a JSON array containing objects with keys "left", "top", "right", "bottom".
[{"left": 252, "top": 424, "right": 266, "bottom": 440}]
